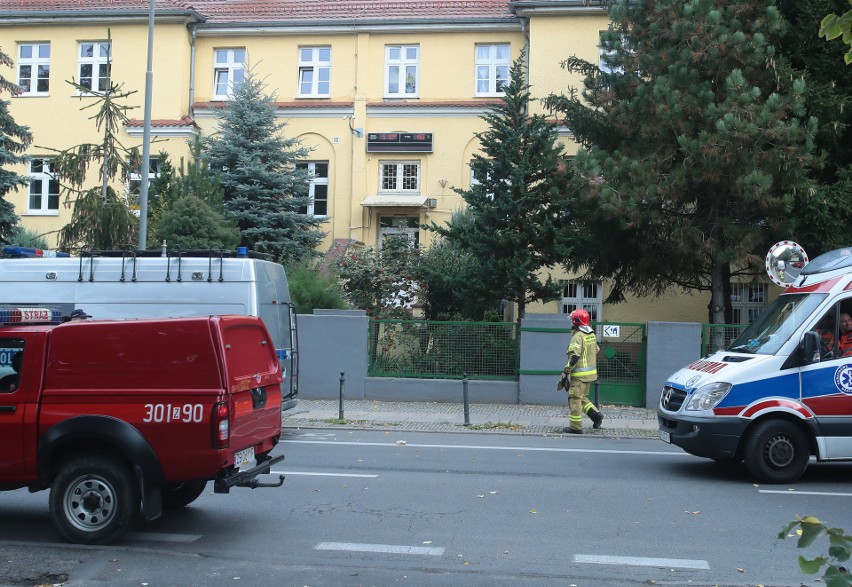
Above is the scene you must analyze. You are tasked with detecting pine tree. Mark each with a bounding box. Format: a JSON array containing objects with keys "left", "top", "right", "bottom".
[
  {"left": 545, "top": 0, "right": 816, "bottom": 324},
  {"left": 204, "top": 70, "right": 325, "bottom": 263},
  {"left": 427, "top": 53, "right": 572, "bottom": 323},
  {"left": 0, "top": 48, "right": 31, "bottom": 243}
]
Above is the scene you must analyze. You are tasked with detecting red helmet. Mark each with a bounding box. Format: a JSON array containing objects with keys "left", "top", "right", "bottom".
[{"left": 569, "top": 309, "right": 591, "bottom": 328}]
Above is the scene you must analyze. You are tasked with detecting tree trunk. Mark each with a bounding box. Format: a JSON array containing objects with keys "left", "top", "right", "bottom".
[{"left": 707, "top": 245, "right": 727, "bottom": 325}]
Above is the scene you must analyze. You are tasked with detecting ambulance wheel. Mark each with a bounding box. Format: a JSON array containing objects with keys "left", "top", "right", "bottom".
[
  {"left": 744, "top": 420, "right": 809, "bottom": 484},
  {"left": 161, "top": 480, "right": 207, "bottom": 509},
  {"left": 49, "top": 456, "right": 139, "bottom": 544}
]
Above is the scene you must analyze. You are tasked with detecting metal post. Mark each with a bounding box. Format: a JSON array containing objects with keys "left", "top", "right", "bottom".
[
  {"left": 138, "top": 0, "right": 155, "bottom": 250},
  {"left": 594, "top": 379, "right": 601, "bottom": 409},
  {"left": 338, "top": 372, "right": 345, "bottom": 420},
  {"left": 462, "top": 372, "right": 470, "bottom": 426}
]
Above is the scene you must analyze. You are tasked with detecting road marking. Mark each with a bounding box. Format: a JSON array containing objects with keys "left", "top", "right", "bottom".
[
  {"left": 574, "top": 554, "right": 710, "bottom": 570},
  {"left": 272, "top": 470, "right": 378, "bottom": 478},
  {"left": 126, "top": 532, "right": 202, "bottom": 543},
  {"left": 281, "top": 439, "right": 685, "bottom": 457},
  {"left": 315, "top": 542, "right": 445, "bottom": 556},
  {"left": 760, "top": 489, "right": 852, "bottom": 497}
]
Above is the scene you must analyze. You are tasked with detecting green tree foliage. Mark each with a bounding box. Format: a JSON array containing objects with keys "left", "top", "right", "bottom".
[
  {"left": 780, "top": 516, "right": 852, "bottom": 586},
  {"left": 156, "top": 195, "right": 240, "bottom": 250},
  {"left": 45, "top": 34, "right": 138, "bottom": 251},
  {"left": 337, "top": 235, "right": 420, "bottom": 319},
  {"left": 148, "top": 138, "right": 237, "bottom": 250},
  {"left": 418, "top": 211, "right": 503, "bottom": 321},
  {"left": 545, "top": 0, "right": 815, "bottom": 324},
  {"left": 426, "top": 53, "right": 572, "bottom": 323},
  {"left": 204, "top": 70, "right": 326, "bottom": 263},
  {"left": 780, "top": 0, "right": 852, "bottom": 254},
  {"left": 0, "top": 48, "right": 31, "bottom": 243},
  {"left": 8, "top": 226, "right": 47, "bottom": 249},
  {"left": 287, "top": 264, "right": 347, "bottom": 314},
  {"left": 820, "top": 0, "right": 852, "bottom": 64}
]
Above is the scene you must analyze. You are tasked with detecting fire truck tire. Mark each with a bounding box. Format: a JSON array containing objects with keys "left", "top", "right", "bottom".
[
  {"left": 49, "top": 456, "right": 139, "bottom": 545},
  {"left": 161, "top": 480, "right": 208, "bottom": 509},
  {"left": 743, "top": 420, "right": 810, "bottom": 484}
]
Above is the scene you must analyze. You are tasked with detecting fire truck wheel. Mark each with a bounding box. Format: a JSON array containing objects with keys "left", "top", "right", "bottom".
[
  {"left": 161, "top": 480, "right": 208, "bottom": 509},
  {"left": 743, "top": 420, "right": 810, "bottom": 484},
  {"left": 49, "top": 456, "right": 139, "bottom": 545}
]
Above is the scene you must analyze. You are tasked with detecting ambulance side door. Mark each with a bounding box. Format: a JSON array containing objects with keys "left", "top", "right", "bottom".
[{"left": 800, "top": 298, "right": 852, "bottom": 458}]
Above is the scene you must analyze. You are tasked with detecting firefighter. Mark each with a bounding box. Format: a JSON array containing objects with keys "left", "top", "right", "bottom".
[{"left": 563, "top": 309, "right": 603, "bottom": 434}]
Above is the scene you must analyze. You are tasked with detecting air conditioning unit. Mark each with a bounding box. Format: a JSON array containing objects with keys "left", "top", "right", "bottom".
[{"left": 426, "top": 198, "right": 438, "bottom": 209}]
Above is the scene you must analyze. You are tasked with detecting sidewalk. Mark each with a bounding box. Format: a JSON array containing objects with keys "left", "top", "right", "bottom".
[{"left": 282, "top": 399, "right": 660, "bottom": 438}]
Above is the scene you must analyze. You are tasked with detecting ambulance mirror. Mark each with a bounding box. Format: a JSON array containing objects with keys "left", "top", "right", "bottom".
[
  {"left": 801, "top": 330, "right": 820, "bottom": 365},
  {"left": 766, "top": 241, "right": 808, "bottom": 288}
]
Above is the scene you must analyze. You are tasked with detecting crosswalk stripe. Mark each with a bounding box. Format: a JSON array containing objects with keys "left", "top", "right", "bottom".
[
  {"left": 315, "top": 542, "right": 445, "bottom": 556},
  {"left": 574, "top": 554, "right": 709, "bottom": 569}
]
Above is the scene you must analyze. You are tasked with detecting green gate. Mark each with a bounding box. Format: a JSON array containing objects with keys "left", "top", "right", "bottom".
[{"left": 520, "top": 322, "right": 647, "bottom": 407}]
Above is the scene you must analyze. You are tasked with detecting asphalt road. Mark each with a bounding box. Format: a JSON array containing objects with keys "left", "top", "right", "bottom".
[{"left": 1, "top": 429, "right": 850, "bottom": 586}]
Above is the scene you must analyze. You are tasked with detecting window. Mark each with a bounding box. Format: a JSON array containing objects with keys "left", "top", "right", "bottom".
[
  {"left": 17, "top": 43, "right": 50, "bottom": 95},
  {"left": 298, "top": 47, "right": 331, "bottom": 97},
  {"left": 385, "top": 45, "right": 419, "bottom": 97},
  {"left": 380, "top": 161, "right": 420, "bottom": 193},
  {"left": 561, "top": 281, "right": 602, "bottom": 322},
  {"left": 475, "top": 44, "right": 510, "bottom": 96},
  {"left": 730, "top": 283, "right": 767, "bottom": 324},
  {"left": 28, "top": 158, "right": 59, "bottom": 214},
  {"left": 213, "top": 48, "right": 246, "bottom": 100},
  {"left": 127, "top": 157, "right": 160, "bottom": 213},
  {"left": 296, "top": 161, "right": 329, "bottom": 216},
  {"left": 0, "top": 339, "right": 25, "bottom": 394},
  {"left": 78, "top": 41, "right": 111, "bottom": 92}
]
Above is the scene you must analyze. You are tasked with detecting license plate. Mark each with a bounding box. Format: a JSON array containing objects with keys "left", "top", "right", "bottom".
[
  {"left": 659, "top": 430, "right": 671, "bottom": 443},
  {"left": 234, "top": 447, "right": 255, "bottom": 471}
]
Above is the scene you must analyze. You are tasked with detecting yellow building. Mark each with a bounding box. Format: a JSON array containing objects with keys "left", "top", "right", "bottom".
[{"left": 0, "top": 0, "right": 776, "bottom": 323}]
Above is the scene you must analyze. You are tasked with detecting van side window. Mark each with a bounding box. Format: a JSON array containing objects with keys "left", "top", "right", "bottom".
[{"left": 0, "top": 339, "right": 25, "bottom": 393}]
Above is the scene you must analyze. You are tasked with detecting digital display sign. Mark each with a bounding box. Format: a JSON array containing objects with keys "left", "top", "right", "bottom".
[{"left": 366, "top": 132, "right": 433, "bottom": 152}]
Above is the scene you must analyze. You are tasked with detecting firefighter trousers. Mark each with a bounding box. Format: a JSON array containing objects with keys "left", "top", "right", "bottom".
[{"left": 567, "top": 378, "right": 600, "bottom": 432}]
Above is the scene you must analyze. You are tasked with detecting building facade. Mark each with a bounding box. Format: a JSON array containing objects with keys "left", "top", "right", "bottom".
[{"left": 0, "top": 0, "right": 776, "bottom": 323}]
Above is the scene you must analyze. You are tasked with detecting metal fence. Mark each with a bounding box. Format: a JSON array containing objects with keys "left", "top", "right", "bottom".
[
  {"left": 701, "top": 323, "right": 748, "bottom": 356},
  {"left": 368, "top": 319, "right": 520, "bottom": 380}
]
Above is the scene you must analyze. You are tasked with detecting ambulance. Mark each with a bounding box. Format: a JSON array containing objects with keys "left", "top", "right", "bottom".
[
  {"left": 658, "top": 243, "right": 852, "bottom": 483},
  {"left": 0, "top": 246, "right": 299, "bottom": 410}
]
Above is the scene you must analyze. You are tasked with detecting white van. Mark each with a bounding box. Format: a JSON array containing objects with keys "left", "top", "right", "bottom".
[
  {"left": 659, "top": 246, "right": 852, "bottom": 483},
  {"left": 0, "top": 246, "right": 299, "bottom": 409}
]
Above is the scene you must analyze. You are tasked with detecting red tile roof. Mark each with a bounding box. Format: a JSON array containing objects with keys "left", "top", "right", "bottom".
[
  {"left": 125, "top": 115, "right": 199, "bottom": 127},
  {"left": 0, "top": 0, "right": 516, "bottom": 22}
]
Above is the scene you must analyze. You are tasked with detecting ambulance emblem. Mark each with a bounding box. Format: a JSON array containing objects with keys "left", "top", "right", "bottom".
[
  {"left": 833, "top": 365, "right": 852, "bottom": 395},
  {"left": 685, "top": 375, "right": 702, "bottom": 389}
]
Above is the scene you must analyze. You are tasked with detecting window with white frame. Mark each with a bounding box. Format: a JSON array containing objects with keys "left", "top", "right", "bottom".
[
  {"left": 298, "top": 47, "right": 331, "bottom": 97},
  {"left": 296, "top": 161, "right": 329, "bottom": 216},
  {"left": 127, "top": 157, "right": 160, "bottom": 213},
  {"left": 475, "top": 44, "right": 510, "bottom": 96},
  {"left": 385, "top": 45, "right": 419, "bottom": 97},
  {"left": 561, "top": 280, "right": 602, "bottom": 322},
  {"left": 28, "top": 158, "right": 59, "bottom": 214},
  {"left": 78, "top": 41, "right": 111, "bottom": 92},
  {"left": 213, "top": 48, "right": 246, "bottom": 100},
  {"left": 17, "top": 43, "right": 50, "bottom": 95},
  {"left": 380, "top": 161, "right": 420, "bottom": 193},
  {"left": 730, "top": 283, "right": 767, "bottom": 324}
]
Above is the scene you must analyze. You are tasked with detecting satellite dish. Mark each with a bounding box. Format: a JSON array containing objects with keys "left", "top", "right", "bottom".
[{"left": 766, "top": 241, "right": 808, "bottom": 288}]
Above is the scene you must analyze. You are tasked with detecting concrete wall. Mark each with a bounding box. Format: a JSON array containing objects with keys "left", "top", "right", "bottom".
[
  {"left": 645, "top": 321, "right": 702, "bottom": 407},
  {"left": 297, "top": 312, "right": 705, "bottom": 409}
]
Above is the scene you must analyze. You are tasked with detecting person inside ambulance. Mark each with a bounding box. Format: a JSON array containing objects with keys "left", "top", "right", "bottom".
[
  {"left": 838, "top": 312, "right": 852, "bottom": 358},
  {"left": 816, "top": 313, "right": 837, "bottom": 359}
]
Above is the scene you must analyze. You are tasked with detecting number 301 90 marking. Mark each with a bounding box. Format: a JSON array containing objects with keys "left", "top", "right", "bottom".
[{"left": 143, "top": 403, "right": 204, "bottom": 423}]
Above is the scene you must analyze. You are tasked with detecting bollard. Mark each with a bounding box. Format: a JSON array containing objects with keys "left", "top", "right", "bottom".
[
  {"left": 462, "top": 372, "right": 470, "bottom": 426},
  {"left": 594, "top": 379, "right": 601, "bottom": 410},
  {"left": 338, "top": 372, "right": 345, "bottom": 420}
]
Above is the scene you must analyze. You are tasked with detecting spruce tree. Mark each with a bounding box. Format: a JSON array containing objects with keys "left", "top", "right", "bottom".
[
  {"left": 0, "top": 48, "right": 31, "bottom": 243},
  {"left": 427, "top": 53, "right": 572, "bottom": 323},
  {"left": 545, "top": 0, "right": 816, "bottom": 324},
  {"left": 204, "top": 70, "right": 325, "bottom": 262}
]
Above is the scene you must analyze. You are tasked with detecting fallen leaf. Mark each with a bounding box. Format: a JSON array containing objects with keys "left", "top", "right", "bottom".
[
  {"left": 489, "top": 491, "right": 497, "bottom": 495},
  {"left": 530, "top": 509, "right": 537, "bottom": 514},
  {"left": 396, "top": 440, "right": 407, "bottom": 446},
  {"left": 423, "top": 541, "right": 432, "bottom": 545},
  {"left": 736, "top": 567, "right": 744, "bottom": 572},
  {"left": 478, "top": 495, "right": 485, "bottom": 498},
  {"left": 684, "top": 511, "right": 701, "bottom": 515}
]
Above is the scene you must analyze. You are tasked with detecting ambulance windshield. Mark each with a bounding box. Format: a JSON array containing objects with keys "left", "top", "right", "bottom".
[{"left": 728, "top": 293, "right": 826, "bottom": 355}]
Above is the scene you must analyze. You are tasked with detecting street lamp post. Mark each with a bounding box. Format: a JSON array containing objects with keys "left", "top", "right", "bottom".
[{"left": 137, "top": 0, "right": 155, "bottom": 250}]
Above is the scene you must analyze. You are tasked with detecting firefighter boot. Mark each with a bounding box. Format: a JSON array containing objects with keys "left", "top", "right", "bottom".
[{"left": 591, "top": 409, "right": 604, "bottom": 429}]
